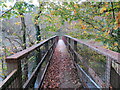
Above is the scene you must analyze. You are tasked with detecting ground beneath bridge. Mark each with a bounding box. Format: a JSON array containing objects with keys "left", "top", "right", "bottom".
[{"left": 42, "top": 40, "right": 82, "bottom": 88}]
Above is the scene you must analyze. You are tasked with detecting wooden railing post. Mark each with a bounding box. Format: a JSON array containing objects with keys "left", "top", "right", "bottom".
[
  {"left": 23, "top": 58, "right": 28, "bottom": 82},
  {"left": 36, "top": 48, "right": 41, "bottom": 64},
  {"left": 74, "top": 41, "right": 77, "bottom": 62},
  {"left": 68, "top": 38, "right": 71, "bottom": 50},
  {"left": 6, "top": 59, "right": 22, "bottom": 88},
  {"left": 45, "top": 41, "right": 49, "bottom": 52},
  {"left": 110, "top": 60, "right": 120, "bottom": 88},
  {"left": 50, "top": 38, "right": 53, "bottom": 50},
  {"left": 45, "top": 41, "right": 49, "bottom": 63},
  {"left": 105, "top": 57, "right": 112, "bottom": 88},
  {"left": 56, "top": 36, "right": 59, "bottom": 45}
]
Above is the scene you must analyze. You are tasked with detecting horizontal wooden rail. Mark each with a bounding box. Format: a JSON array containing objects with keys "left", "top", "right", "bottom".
[
  {"left": 0, "top": 69, "right": 18, "bottom": 89},
  {"left": 64, "top": 35, "right": 120, "bottom": 64},
  {"left": 66, "top": 40, "right": 105, "bottom": 88},
  {"left": 38, "top": 50, "right": 54, "bottom": 89},
  {"left": 23, "top": 41, "right": 55, "bottom": 88},
  {"left": 6, "top": 35, "right": 57, "bottom": 61},
  {"left": 63, "top": 35, "right": 120, "bottom": 88},
  {"left": 1, "top": 35, "right": 59, "bottom": 89}
]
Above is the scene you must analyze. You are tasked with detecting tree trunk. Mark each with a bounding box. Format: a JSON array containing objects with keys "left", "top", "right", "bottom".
[
  {"left": 34, "top": 9, "right": 42, "bottom": 42},
  {"left": 35, "top": 23, "right": 41, "bottom": 41},
  {"left": 34, "top": 3, "right": 43, "bottom": 42},
  {"left": 20, "top": 13, "right": 28, "bottom": 81},
  {"left": 20, "top": 13, "right": 26, "bottom": 49}
]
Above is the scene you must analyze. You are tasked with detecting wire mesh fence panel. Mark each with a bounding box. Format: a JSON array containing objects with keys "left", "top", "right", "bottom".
[
  {"left": 21, "top": 49, "right": 39, "bottom": 85},
  {"left": 63, "top": 35, "right": 120, "bottom": 88},
  {"left": 34, "top": 61, "right": 47, "bottom": 88},
  {"left": 22, "top": 39, "right": 56, "bottom": 89},
  {"left": 77, "top": 44, "right": 106, "bottom": 83},
  {"left": 20, "top": 41, "right": 53, "bottom": 86}
]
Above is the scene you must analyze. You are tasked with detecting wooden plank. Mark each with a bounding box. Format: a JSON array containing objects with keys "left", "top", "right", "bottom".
[
  {"left": 64, "top": 35, "right": 120, "bottom": 63},
  {"left": 6, "top": 35, "right": 57, "bottom": 61}
]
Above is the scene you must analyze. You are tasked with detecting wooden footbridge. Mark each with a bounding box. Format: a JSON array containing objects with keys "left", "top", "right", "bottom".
[{"left": 0, "top": 35, "right": 120, "bottom": 89}]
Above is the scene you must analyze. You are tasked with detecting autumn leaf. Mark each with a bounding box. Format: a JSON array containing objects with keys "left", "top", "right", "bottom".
[
  {"left": 100, "top": 7, "right": 107, "bottom": 13},
  {"left": 73, "top": 10, "right": 76, "bottom": 15},
  {"left": 116, "top": 11, "right": 120, "bottom": 27},
  {"left": 74, "top": 4, "right": 78, "bottom": 8},
  {"left": 103, "top": 45, "right": 108, "bottom": 49},
  {"left": 15, "top": 15, "right": 19, "bottom": 18},
  {"left": 96, "top": 36, "right": 98, "bottom": 38},
  {"left": 83, "top": 31, "right": 87, "bottom": 33},
  {"left": 105, "top": 32, "right": 109, "bottom": 35},
  {"left": 15, "top": 22, "right": 21, "bottom": 25},
  {"left": 114, "top": 42, "right": 118, "bottom": 46},
  {"left": 20, "top": 15, "right": 24, "bottom": 17},
  {"left": 108, "top": 30, "right": 110, "bottom": 34},
  {"left": 81, "top": 25, "right": 86, "bottom": 29},
  {"left": 113, "top": 26, "right": 118, "bottom": 30},
  {"left": 102, "top": 28, "right": 105, "bottom": 31},
  {"left": 106, "top": 12, "right": 109, "bottom": 16}
]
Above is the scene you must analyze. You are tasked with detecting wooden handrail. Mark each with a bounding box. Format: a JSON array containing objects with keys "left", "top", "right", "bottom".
[
  {"left": 66, "top": 40, "right": 105, "bottom": 88},
  {"left": 23, "top": 41, "right": 55, "bottom": 88},
  {"left": 64, "top": 35, "right": 120, "bottom": 88},
  {"left": 1, "top": 35, "right": 59, "bottom": 89},
  {"left": 64, "top": 35, "right": 120, "bottom": 64},
  {"left": 0, "top": 69, "right": 18, "bottom": 89},
  {"left": 6, "top": 35, "right": 57, "bottom": 61}
]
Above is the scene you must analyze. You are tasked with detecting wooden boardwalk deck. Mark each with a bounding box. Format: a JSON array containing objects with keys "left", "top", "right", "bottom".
[
  {"left": 42, "top": 40, "right": 82, "bottom": 88},
  {"left": 1, "top": 35, "right": 119, "bottom": 89}
]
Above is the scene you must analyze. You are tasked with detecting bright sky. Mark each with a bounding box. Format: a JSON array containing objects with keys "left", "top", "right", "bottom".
[
  {"left": 5, "top": 0, "right": 87, "bottom": 7},
  {"left": 3, "top": 0, "right": 88, "bottom": 10}
]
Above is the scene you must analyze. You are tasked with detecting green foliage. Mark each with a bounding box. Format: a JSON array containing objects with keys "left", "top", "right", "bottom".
[
  {"left": 1, "top": 1, "right": 120, "bottom": 53},
  {"left": 1, "top": 1, "right": 34, "bottom": 19},
  {"left": 44, "top": 1, "right": 120, "bottom": 52}
]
